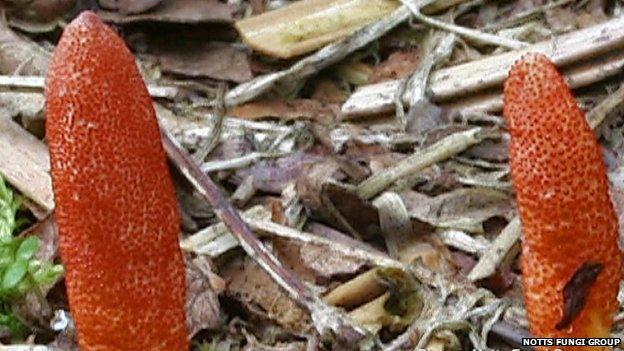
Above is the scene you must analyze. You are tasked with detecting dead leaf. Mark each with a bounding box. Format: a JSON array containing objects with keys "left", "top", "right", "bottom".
[
  {"left": 405, "top": 100, "right": 448, "bottom": 136},
  {"left": 0, "top": 19, "right": 50, "bottom": 75},
  {"left": 576, "top": 0, "right": 609, "bottom": 28},
  {"left": 464, "top": 138, "right": 509, "bottom": 162},
  {"left": 149, "top": 41, "right": 251, "bottom": 82},
  {"left": 324, "top": 181, "right": 381, "bottom": 239},
  {"left": 99, "top": 0, "right": 162, "bottom": 15},
  {"left": 0, "top": 117, "right": 54, "bottom": 215},
  {"left": 9, "top": 0, "right": 75, "bottom": 22},
  {"left": 222, "top": 256, "right": 312, "bottom": 333},
  {"left": 272, "top": 239, "right": 318, "bottom": 282},
  {"left": 236, "top": 149, "right": 328, "bottom": 194},
  {"left": 296, "top": 159, "right": 343, "bottom": 219},
  {"left": 20, "top": 214, "right": 58, "bottom": 262},
  {"left": 556, "top": 261, "right": 603, "bottom": 330},
  {"left": 230, "top": 99, "right": 337, "bottom": 123},
  {"left": 185, "top": 257, "right": 221, "bottom": 336},
  {"left": 401, "top": 188, "right": 514, "bottom": 233},
  {"left": 299, "top": 243, "right": 365, "bottom": 278},
  {"left": 311, "top": 80, "right": 349, "bottom": 104},
  {"left": 450, "top": 251, "right": 517, "bottom": 295},
  {"left": 545, "top": 6, "right": 576, "bottom": 33},
  {"left": 0, "top": 92, "right": 46, "bottom": 137},
  {"left": 371, "top": 49, "right": 421, "bottom": 83},
  {"left": 99, "top": 0, "right": 235, "bottom": 24}
]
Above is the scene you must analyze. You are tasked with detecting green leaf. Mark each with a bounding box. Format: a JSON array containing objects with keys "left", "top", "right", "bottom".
[
  {"left": 15, "top": 236, "right": 39, "bottom": 261},
  {"left": 2, "top": 260, "right": 28, "bottom": 290},
  {"left": 30, "top": 261, "right": 64, "bottom": 286},
  {"left": 0, "top": 309, "right": 27, "bottom": 340},
  {"left": 0, "top": 246, "right": 14, "bottom": 269}
]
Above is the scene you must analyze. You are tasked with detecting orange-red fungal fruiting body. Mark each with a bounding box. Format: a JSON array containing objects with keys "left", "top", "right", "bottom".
[
  {"left": 45, "top": 11, "right": 188, "bottom": 350},
  {"left": 503, "top": 53, "right": 622, "bottom": 350}
]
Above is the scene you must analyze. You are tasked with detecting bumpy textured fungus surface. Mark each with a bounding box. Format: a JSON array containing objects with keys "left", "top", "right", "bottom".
[
  {"left": 504, "top": 53, "right": 622, "bottom": 350},
  {"left": 45, "top": 11, "right": 188, "bottom": 350}
]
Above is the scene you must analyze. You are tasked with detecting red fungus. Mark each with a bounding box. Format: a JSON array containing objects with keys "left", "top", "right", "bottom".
[
  {"left": 45, "top": 11, "right": 188, "bottom": 350},
  {"left": 503, "top": 53, "right": 622, "bottom": 349}
]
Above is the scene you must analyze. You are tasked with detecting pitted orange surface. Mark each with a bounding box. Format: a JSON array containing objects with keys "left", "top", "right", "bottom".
[
  {"left": 45, "top": 11, "right": 188, "bottom": 350},
  {"left": 503, "top": 53, "right": 621, "bottom": 350}
]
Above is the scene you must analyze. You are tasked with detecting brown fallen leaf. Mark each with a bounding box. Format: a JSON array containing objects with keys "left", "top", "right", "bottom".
[
  {"left": 401, "top": 188, "right": 514, "bottom": 233},
  {"left": 185, "top": 257, "right": 222, "bottom": 336},
  {"left": 545, "top": 6, "right": 576, "bottom": 33},
  {"left": 311, "top": 79, "right": 350, "bottom": 104},
  {"left": 235, "top": 149, "right": 328, "bottom": 194},
  {"left": 222, "top": 256, "right": 312, "bottom": 333},
  {"left": 230, "top": 99, "right": 337, "bottom": 123},
  {"left": 272, "top": 238, "right": 318, "bottom": 283},
  {"left": 371, "top": 49, "right": 421, "bottom": 83},
  {"left": 450, "top": 251, "right": 517, "bottom": 295},
  {"left": 0, "top": 117, "right": 54, "bottom": 215},
  {"left": 299, "top": 243, "right": 365, "bottom": 278},
  {"left": 150, "top": 41, "right": 252, "bottom": 82},
  {"left": 0, "top": 92, "right": 46, "bottom": 137},
  {"left": 0, "top": 19, "right": 50, "bottom": 75},
  {"left": 324, "top": 181, "right": 381, "bottom": 239},
  {"left": 99, "top": 0, "right": 235, "bottom": 24},
  {"left": 8, "top": 0, "right": 75, "bottom": 22},
  {"left": 575, "top": 0, "right": 609, "bottom": 28},
  {"left": 98, "top": 0, "right": 162, "bottom": 15}
]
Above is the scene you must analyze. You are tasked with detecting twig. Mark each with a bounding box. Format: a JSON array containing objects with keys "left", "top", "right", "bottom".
[
  {"left": 437, "top": 230, "right": 489, "bottom": 255},
  {"left": 490, "top": 321, "right": 534, "bottom": 350},
  {"left": 200, "top": 152, "right": 280, "bottom": 173},
  {"left": 357, "top": 127, "right": 485, "bottom": 199},
  {"left": 372, "top": 192, "right": 412, "bottom": 260},
  {"left": 587, "top": 82, "right": 624, "bottom": 130},
  {"left": 0, "top": 75, "right": 180, "bottom": 100},
  {"left": 161, "top": 130, "right": 368, "bottom": 343},
  {"left": 398, "top": 31, "right": 456, "bottom": 128},
  {"left": 484, "top": 0, "right": 576, "bottom": 31},
  {"left": 341, "top": 17, "right": 624, "bottom": 117},
  {"left": 400, "top": 0, "right": 527, "bottom": 49},
  {"left": 467, "top": 217, "right": 521, "bottom": 281},
  {"left": 192, "top": 83, "right": 226, "bottom": 162}
]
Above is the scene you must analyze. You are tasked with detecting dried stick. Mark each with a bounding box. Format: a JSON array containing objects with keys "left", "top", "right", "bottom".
[
  {"left": 467, "top": 217, "right": 520, "bottom": 281},
  {"left": 341, "top": 17, "right": 624, "bottom": 117},
  {"left": 587, "top": 82, "right": 624, "bottom": 130},
  {"left": 399, "top": 0, "right": 527, "bottom": 49},
  {"left": 0, "top": 75, "right": 179, "bottom": 100},
  {"left": 161, "top": 130, "right": 368, "bottom": 343},
  {"left": 357, "top": 127, "right": 485, "bottom": 199}
]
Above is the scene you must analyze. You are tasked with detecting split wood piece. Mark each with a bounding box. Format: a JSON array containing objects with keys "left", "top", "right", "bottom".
[
  {"left": 0, "top": 117, "right": 53, "bottom": 214},
  {"left": 341, "top": 17, "right": 624, "bottom": 117},
  {"left": 444, "top": 48, "right": 624, "bottom": 113}
]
